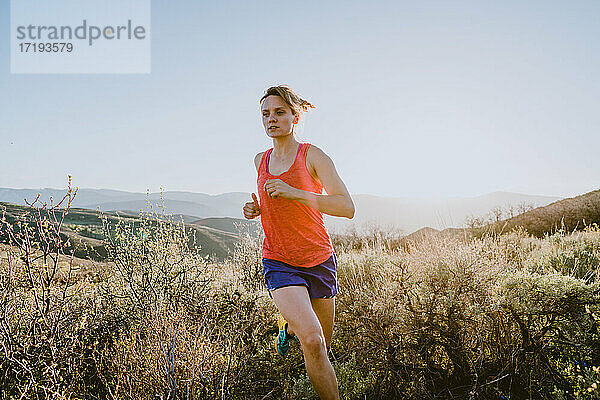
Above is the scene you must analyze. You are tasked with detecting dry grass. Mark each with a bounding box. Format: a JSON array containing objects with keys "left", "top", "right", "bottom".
[{"left": 1, "top": 193, "right": 599, "bottom": 399}]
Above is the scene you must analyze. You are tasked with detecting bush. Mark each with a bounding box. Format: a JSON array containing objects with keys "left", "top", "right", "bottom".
[
  {"left": 2, "top": 182, "right": 599, "bottom": 399},
  {"left": 0, "top": 179, "right": 105, "bottom": 398},
  {"left": 332, "top": 232, "right": 600, "bottom": 399},
  {"left": 291, "top": 353, "right": 377, "bottom": 399},
  {"left": 523, "top": 230, "right": 600, "bottom": 283}
]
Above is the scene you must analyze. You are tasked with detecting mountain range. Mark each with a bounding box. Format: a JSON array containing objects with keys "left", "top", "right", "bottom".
[{"left": 0, "top": 187, "right": 562, "bottom": 234}]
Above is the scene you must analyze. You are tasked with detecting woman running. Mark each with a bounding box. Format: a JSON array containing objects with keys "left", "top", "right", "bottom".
[{"left": 243, "top": 85, "right": 354, "bottom": 400}]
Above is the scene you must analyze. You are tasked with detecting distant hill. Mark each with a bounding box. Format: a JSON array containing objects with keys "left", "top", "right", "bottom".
[
  {"left": 191, "top": 217, "right": 261, "bottom": 235},
  {"left": 399, "top": 188, "right": 600, "bottom": 246},
  {"left": 0, "top": 188, "right": 250, "bottom": 219},
  {"left": 114, "top": 210, "right": 203, "bottom": 224},
  {"left": 0, "top": 187, "right": 136, "bottom": 206},
  {"left": 474, "top": 189, "right": 600, "bottom": 237},
  {"left": 326, "top": 191, "right": 562, "bottom": 234},
  {"left": 83, "top": 199, "right": 222, "bottom": 219},
  {"left": 3, "top": 188, "right": 596, "bottom": 259},
  {"left": 401, "top": 226, "right": 468, "bottom": 243},
  {"left": 0, "top": 202, "right": 244, "bottom": 261},
  {"left": 0, "top": 187, "right": 562, "bottom": 235}
]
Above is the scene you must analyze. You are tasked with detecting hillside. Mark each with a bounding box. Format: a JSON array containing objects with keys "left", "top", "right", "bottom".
[
  {"left": 396, "top": 189, "right": 600, "bottom": 246},
  {"left": 191, "top": 217, "right": 261, "bottom": 235},
  {"left": 0, "top": 187, "right": 561, "bottom": 235},
  {"left": 475, "top": 188, "right": 600, "bottom": 237},
  {"left": 83, "top": 199, "right": 222, "bottom": 219},
  {"left": 401, "top": 226, "right": 469, "bottom": 244},
  {"left": 326, "top": 191, "right": 561, "bottom": 234},
  {"left": 0, "top": 202, "right": 242, "bottom": 261}
]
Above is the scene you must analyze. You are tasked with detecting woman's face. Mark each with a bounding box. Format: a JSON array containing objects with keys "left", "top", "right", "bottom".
[{"left": 261, "top": 95, "right": 298, "bottom": 138}]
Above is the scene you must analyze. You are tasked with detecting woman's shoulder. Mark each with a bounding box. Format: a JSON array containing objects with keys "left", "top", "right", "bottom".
[
  {"left": 253, "top": 149, "right": 272, "bottom": 172},
  {"left": 305, "top": 143, "right": 334, "bottom": 182},
  {"left": 253, "top": 152, "right": 263, "bottom": 172},
  {"left": 305, "top": 143, "right": 332, "bottom": 165}
]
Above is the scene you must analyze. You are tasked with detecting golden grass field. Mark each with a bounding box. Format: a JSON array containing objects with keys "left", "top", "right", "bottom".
[{"left": 1, "top": 193, "right": 599, "bottom": 399}]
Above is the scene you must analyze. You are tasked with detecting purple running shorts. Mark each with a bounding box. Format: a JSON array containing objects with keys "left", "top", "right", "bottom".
[{"left": 262, "top": 252, "right": 339, "bottom": 299}]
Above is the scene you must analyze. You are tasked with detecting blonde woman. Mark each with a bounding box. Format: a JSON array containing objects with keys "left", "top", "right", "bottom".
[{"left": 243, "top": 85, "right": 354, "bottom": 400}]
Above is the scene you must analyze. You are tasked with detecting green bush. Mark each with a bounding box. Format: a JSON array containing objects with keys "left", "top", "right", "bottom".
[
  {"left": 291, "top": 353, "right": 377, "bottom": 399},
  {"left": 332, "top": 233, "right": 600, "bottom": 399},
  {"left": 525, "top": 231, "right": 600, "bottom": 283}
]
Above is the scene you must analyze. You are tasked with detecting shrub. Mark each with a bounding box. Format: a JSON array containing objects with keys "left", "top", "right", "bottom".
[
  {"left": 333, "top": 232, "right": 600, "bottom": 399},
  {"left": 0, "top": 179, "right": 105, "bottom": 398},
  {"left": 2, "top": 182, "right": 600, "bottom": 399},
  {"left": 523, "top": 230, "right": 600, "bottom": 283}
]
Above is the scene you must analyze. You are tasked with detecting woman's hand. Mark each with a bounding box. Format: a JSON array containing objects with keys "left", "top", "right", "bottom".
[
  {"left": 243, "top": 193, "right": 261, "bottom": 219},
  {"left": 264, "top": 179, "right": 299, "bottom": 199}
]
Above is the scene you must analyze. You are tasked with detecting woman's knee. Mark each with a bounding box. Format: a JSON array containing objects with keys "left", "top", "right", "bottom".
[{"left": 299, "top": 331, "right": 326, "bottom": 355}]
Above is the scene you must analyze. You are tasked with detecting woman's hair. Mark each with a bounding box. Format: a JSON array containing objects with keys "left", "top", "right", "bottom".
[{"left": 259, "top": 85, "right": 316, "bottom": 118}]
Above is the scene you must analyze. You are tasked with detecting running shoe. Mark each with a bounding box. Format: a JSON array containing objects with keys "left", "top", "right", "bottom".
[{"left": 276, "top": 313, "right": 296, "bottom": 356}]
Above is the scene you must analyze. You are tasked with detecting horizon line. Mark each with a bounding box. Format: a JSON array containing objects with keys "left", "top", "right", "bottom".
[{"left": 0, "top": 186, "right": 572, "bottom": 200}]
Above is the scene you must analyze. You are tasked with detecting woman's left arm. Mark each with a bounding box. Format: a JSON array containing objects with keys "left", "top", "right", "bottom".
[{"left": 264, "top": 146, "right": 355, "bottom": 218}]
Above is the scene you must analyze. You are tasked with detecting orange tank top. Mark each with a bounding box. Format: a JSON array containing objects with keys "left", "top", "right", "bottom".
[{"left": 257, "top": 142, "right": 334, "bottom": 268}]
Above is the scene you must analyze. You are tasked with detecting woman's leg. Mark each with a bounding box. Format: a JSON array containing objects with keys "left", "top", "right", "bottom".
[
  {"left": 286, "top": 298, "right": 335, "bottom": 350},
  {"left": 310, "top": 297, "right": 335, "bottom": 351},
  {"left": 271, "top": 286, "right": 340, "bottom": 400}
]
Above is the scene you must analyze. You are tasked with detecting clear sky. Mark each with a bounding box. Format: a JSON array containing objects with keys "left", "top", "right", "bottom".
[{"left": 1, "top": 0, "right": 598, "bottom": 199}]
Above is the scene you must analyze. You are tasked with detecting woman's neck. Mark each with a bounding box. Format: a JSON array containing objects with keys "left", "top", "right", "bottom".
[{"left": 271, "top": 135, "right": 300, "bottom": 158}]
